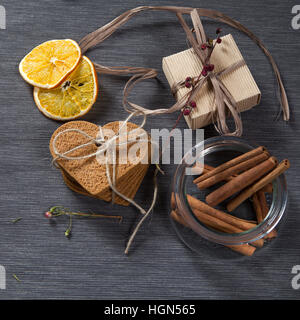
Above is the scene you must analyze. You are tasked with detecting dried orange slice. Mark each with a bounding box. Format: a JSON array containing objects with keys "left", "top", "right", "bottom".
[
  {"left": 33, "top": 56, "right": 98, "bottom": 120},
  {"left": 19, "top": 39, "right": 81, "bottom": 89}
]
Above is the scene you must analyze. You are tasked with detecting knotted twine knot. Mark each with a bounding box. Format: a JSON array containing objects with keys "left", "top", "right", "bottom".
[
  {"left": 171, "top": 9, "right": 245, "bottom": 136},
  {"left": 52, "top": 111, "right": 162, "bottom": 254}
]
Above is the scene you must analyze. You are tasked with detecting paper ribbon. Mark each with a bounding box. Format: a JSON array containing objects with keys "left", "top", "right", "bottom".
[
  {"left": 79, "top": 6, "right": 290, "bottom": 135},
  {"left": 173, "top": 9, "right": 245, "bottom": 135}
]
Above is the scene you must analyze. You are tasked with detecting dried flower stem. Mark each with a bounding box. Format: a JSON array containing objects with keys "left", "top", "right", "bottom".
[
  {"left": 46, "top": 206, "right": 123, "bottom": 238},
  {"left": 65, "top": 215, "right": 72, "bottom": 238},
  {"left": 48, "top": 206, "right": 123, "bottom": 221},
  {"left": 12, "top": 274, "right": 21, "bottom": 282}
]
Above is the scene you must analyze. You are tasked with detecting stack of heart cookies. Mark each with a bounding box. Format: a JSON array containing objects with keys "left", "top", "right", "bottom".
[{"left": 49, "top": 120, "right": 151, "bottom": 206}]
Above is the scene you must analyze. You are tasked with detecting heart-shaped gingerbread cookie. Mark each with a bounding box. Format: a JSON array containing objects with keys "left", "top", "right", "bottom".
[{"left": 49, "top": 120, "right": 151, "bottom": 206}]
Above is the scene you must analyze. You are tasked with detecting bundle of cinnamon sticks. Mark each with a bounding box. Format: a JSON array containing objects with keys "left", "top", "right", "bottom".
[{"left": 171, "top": 146, "right": 290, "bottom": 256}]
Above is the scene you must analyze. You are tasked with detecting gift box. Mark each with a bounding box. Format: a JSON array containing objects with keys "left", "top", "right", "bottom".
[{"left": 162, "top": 34, "right": 261, "bottom": 129}]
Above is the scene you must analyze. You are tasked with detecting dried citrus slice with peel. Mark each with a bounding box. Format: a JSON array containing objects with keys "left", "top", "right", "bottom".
[
  {"left": 33, "top": 56, "right": 98, "bottom": 120},
  {"left": 19, "top": 39, "right": 81, "bottom": 89}
]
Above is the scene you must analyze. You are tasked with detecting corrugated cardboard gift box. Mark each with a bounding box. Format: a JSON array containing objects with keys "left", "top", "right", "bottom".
[{"left": 162, "top": 34, "right": 261, "bottom": 129}]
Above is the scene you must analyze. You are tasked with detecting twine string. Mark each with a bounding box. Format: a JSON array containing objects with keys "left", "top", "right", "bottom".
[
  {"left": 52, "top": 112, "right": 162, "bottom": 253},
  {"left": 52, "top": 112, "right": 155, "bottom": 215},
  {"left": 78, "top": 5, "right": 289, "bottom": 129}
]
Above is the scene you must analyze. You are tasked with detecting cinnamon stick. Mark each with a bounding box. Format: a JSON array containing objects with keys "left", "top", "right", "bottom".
[
  {"left": 203, "top": 164, "right": 216, "bottom": 171},
  {"left": 170, "top": 210, "right": 188, "bottom": 227},
  {"left": 171, "top": 192, "right": 176, "bottom": 210},
  {"left": 172, "top": 192, "right": 257, "bottom": 229},
  {"left": 261, "top": 183, "right": 273, "bottom": 194},
  {"left": 200, "top": 164, "right": 273, "bottom": 192},
  {"left": 257, "top": 190, "right": 269, "bottom": 221},
  {"left": 206, "top": 157, "right": 278, "bottom": 207},
  {"left": 203, "top": 165, "right": 234, "bottom": 181},
  {"left": 193, "top": 146, "right": 267, "bottom": 184},
  {"left": 192, "top": 208, "right": 243, "bottom": 233},
  {"left": 227, "top": 159, "right": 290, "bottom": 212},
  {"left": 226, "top": 244, "right": 256, "bottom": 256},
  {"left": 264, "top": 230, "right": 278, "bottom": 240},
  {"left": 192, "top": 208, "right": 264, "bottom": 247},
  {"left": 186, "top": 194, "right": 257, "bottom": 231},
  {"left": 196, "top": 152, "right": 269, "bottom": 190},
  {"left": 171, "top": 193, "right": 263, "bottom": 247},
  {"left": 252, "top": 193, "right": 263, "bottom": 223},
  {"left": 252, "top": 191, "right": 278, "bottom": 240},
  {"left": 170, "top": 209, "right": 256, "bottom": 256}
]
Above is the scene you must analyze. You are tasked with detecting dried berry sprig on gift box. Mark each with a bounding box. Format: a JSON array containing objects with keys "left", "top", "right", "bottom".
[
  {"left": 45, "top": 206, "right": 123, "bottom": 238},
  {"left": 182, "top": 28, "right": 223, "bottom": 116}
]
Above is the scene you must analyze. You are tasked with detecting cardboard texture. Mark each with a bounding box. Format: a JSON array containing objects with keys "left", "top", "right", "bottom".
[{"left": 162, "top": 34, "right": 261, "bottom": 129}]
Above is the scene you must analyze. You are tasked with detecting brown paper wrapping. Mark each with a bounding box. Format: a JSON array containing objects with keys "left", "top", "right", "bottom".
[{"left": 162, "top": 34, "right": 261, "bottom": 129}]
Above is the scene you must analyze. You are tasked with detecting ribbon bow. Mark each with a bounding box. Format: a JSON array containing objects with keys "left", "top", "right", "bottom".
[{"left": 174, "top": 9, "right": 244, "bottom": 136}]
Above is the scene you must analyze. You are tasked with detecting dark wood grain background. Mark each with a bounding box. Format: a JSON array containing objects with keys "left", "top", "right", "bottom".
[{"left": 0, "top": 0, "right": 299, "bottom": 299}]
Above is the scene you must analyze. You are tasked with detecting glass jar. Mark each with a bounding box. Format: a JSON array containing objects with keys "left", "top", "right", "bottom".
[{"left": 171, "top": 136, "right": 288, "bottom": 259}]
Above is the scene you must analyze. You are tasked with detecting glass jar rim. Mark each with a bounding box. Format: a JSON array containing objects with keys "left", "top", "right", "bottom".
[{"left": 172, "top": 136, "right": 288, "bottom": 246}]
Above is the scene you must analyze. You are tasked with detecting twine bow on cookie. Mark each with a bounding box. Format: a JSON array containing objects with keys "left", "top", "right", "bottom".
[
  {"left": 52, "top": 112, "right": 152, "bottom": 214},
  {"left": 51, "top": 112, "right": 161, "bottom": 254}
]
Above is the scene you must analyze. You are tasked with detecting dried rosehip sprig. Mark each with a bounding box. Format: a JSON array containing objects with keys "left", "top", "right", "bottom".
[
  {"left": 185, "top": 76, "right": 192, "bottom": 88},
  {"left": 216, "top": 28, "right": 222, "bottom": 43},
  {"left": 45, "top": 211, "right": 52, "bottom": 218},
  {"left": 183, "top": 100, "right": 197, "bottom": 116},
  {"left": 189, "top": 101, "right": 197, "bottom": 109},
  {"left": 201, "top": 40, "right": 211, "bottom": 50},
  {"left": 183, "top": 108, "right": 191, "bottom": 116},
  {"left": 201, "top": 64, "right": 215, "bottom": 77},
  {"left": 199, "top": 28, "right": 223, "bottom": 51},
  {"left": 44, "top": 206, "right": 122, "bottom": 238},
  {"left": 183, "top": 28, "right": 223, "bottom": 117},
  {"left": 208, "top": 64, "right": 215, "bottom": 71}
]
